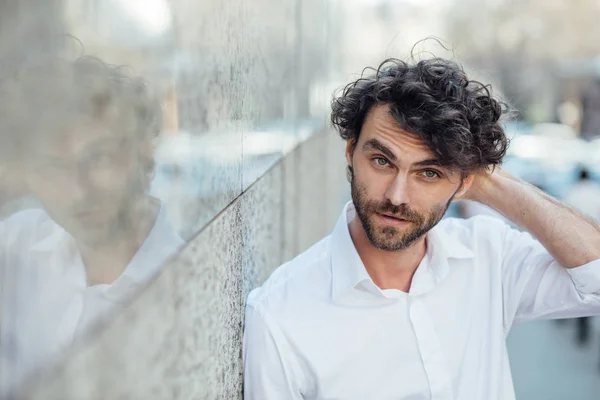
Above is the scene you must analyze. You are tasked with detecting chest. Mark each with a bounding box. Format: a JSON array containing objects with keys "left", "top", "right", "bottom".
[
  {"left": 2, "top": 251, "right": 130, "bottom": 373},
  {"left": 288, "top": 267, "right": 507, "bottom": 399}
]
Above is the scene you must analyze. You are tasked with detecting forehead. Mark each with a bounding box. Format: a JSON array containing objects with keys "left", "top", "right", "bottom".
[
  {"left": 359, "top": 104, "right": 435, "bottom": 161},
  {"left": 32, "top": 119, "right": 130, "bottom": 157}
]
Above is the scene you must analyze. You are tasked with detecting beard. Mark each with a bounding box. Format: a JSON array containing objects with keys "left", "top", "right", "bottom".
[
  {"left": 46, "top": 169, "right": 149, "bottom": 248},
  {"left": 350, "top": 173, "right": 453, "bottom": 252}
]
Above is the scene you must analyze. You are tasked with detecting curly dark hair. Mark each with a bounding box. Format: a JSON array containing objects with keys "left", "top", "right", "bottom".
[
  {"left": 3, "top": 55, "right": 162, "bottom": 141},
  {"left": 331, "top": 57, "right": 510, "bottom": 174},
  {"left": 0, "top": 55, "right": 162, "bottom": 185}
]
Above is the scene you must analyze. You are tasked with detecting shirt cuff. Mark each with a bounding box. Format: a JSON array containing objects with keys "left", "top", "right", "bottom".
[{"left": 567, "top": 259, "right": 600, "bottom": 295}]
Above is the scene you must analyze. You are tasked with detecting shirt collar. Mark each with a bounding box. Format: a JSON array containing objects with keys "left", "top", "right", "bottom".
[
  {"left": 427, "top": 217, "right": 475, "bottom": 261},
  {"left": 30, "top": 202, "right": 184, "bottom": 290},
  {"left": 330, "top": 202, "right": 372, "bottom": 302},
  {"left": 330, "top": 201, "right": 474, "bottom": 301},
  {"left": 102, "top": 202, "right": 184, "bottom": 300},
  {"left": 30, "top": 215, "right": 71, "bottom": 253},
  {"left": 118, "top": 202, "right": 184, "bottom": 286}
]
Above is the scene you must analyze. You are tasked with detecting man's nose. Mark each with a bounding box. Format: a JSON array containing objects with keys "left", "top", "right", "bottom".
[
  {"left": 70, "top": 166, "right": 92, "bottom": 203},
  {"left": 384, "top": 173, "right": 411, "bottom": 206}
]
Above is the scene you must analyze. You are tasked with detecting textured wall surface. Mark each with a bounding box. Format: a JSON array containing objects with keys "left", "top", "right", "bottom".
[
  {"left": 19, "top": 131, "right": 348, "bottom": 399},
  {"left": 0, "top": 0, "right": 339, "bottom": 237},
  {"left": 0, "top": 1, "right": 348, "bottom": 396}
]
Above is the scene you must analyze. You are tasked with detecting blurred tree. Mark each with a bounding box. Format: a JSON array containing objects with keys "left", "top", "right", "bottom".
[
  {"left": 0, "top": 0, "right": 66, "bottom": 78},
  {"left": 445, "top": 0, "right": 600, "bottom": 122}
]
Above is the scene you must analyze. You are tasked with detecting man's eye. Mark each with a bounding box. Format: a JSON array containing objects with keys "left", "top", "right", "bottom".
[
  {"left": 423, "top": 170, "right": 440, "bottom": 178},
  {"left": 374, "top": 157, "right": 389, "bottom": 167},
  {"left": 87, "top": 152, "right": 118, "bottom": 167}
]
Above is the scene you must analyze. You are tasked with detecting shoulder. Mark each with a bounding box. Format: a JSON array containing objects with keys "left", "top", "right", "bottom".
[
  {"left": 437, "top": 215, "right": 542, "bottom": 259},
  {"left": 247, "top": 235, "right": 332, "bottom": 315},
  {"left": 436, "top": 215, "right": 516, "bottom": 250},
  {"left": 4, "top": 208, "right": 49, "bottom": 224},
  {"left": 439, "top": 214, "right": 510, "bottom": 235},
  {"left": 148, "top": 201, "right": 185, "bottom": 251},
  {"left": 2, "top": 209, "right": 59, "bottom": 244}
]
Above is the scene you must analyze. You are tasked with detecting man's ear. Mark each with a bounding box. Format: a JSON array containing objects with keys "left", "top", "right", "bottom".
[
  {"left": 454, "top": 174, "right": 475, "bottom": 200},
  {"left": 345, "top": 139, "right": 356, "bottom": 167}
]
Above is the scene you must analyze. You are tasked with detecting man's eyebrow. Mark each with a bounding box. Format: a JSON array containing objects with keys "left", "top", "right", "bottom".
[
  {"left": 413, "top": 159, "right": 443, "bottom": 168},
  {"left": 362, "top": 139, "right": 397, "bottom": 161}
]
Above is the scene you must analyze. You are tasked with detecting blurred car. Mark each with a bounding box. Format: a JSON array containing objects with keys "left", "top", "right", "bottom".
[
  {"left": 505, "top": 122, "right": 589, "bottom": 198},
  {"left": 452, "top": 121, "right": 589, "bottom": 220}
]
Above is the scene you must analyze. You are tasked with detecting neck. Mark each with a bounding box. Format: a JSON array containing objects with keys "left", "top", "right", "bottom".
[
  {"left": 78, "top": 197, "right": 160, "bottom": 286},
  {"left": 349, "top": 217, "right": 427, "bottom": 293}
]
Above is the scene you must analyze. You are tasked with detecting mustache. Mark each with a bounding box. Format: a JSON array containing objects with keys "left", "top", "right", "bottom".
[{"left": 371, "top": 201, "right": 422, "bottom": 222}]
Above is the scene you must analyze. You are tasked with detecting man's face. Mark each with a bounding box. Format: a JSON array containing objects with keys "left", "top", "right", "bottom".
[
  {"left": 347, "top": 104, "right": 472, "bottom": 251},
  {"left": 25, "top": 119, "right": 148, "bottom": 246}
]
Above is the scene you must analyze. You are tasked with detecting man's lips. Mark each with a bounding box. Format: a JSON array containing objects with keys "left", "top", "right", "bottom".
[
  {"left": 73, "top": 210, "right": 106, "bottom": 222},
  {"left": 376, "top": 212, "right": 412, "bottom": 225}
]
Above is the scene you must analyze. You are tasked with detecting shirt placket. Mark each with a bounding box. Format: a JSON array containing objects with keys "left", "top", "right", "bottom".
[
  {"left": 54, "top": 255, "right": 88, "bottom": 351},
  {"left": 408, "top": 296, "right": 454, "bottom": 400}
]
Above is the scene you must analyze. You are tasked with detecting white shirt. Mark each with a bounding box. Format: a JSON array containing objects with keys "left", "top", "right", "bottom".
[
  {"left": 459, "top": 200, "right": 507, "bottom": 221},
  {"left": 0, "top": 195, "right": 41, "bottom": 220},
  {"left": 0, "top": 203, "right": 184, "bottom": 395},
  {"left": 564, "top": 181, "right": 600, "bottom": 222},
  {"left": 243, "top": 202, "right": 600, "bottom": 400}
]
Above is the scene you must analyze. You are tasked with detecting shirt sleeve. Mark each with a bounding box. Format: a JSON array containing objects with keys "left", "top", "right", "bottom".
[
  {"left": 243, "top": 303, "right": 305, "bottom": 400},
  {"left": 500, "top": 220, "right": 600, "bottom": 331}
]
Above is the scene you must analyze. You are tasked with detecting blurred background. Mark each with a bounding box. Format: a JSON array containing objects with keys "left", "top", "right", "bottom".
[{"left": 1, "top": 0, "right": 599, "bottom": 398}]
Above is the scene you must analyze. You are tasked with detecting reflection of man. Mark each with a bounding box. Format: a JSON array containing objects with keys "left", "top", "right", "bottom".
[
  {"left": 0, "top": 56, "right": 183, "bottom": 393},
  {"left": 244, "top": 57, "right": 600, "bottom": 399}
]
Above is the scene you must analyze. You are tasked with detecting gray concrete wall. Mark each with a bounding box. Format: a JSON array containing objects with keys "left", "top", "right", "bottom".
[
  {"left": 0, "top": 1, "right": 354, "bottom": 397},
  {"left": 20, "top": 131, "right": 348, "bottom": 399}
]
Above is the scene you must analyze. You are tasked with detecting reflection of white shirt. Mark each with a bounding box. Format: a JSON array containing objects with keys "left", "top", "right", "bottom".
[
  {"left": 564, "top": 181, "right": 600, "bottom": 222},
  {"left": 244, "top": 202, "right": 600, "bottom": 400},
  {"left": 0, "top": 204, "right": 183, "bottom": 395},
  {"left": 0, "top": 195, "right": 41, "bottom": 220}
]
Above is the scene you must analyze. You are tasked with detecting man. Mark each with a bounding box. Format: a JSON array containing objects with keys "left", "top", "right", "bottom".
[
  {"left": 243, "top": 57, "right": 600, "bottom": 399},
  {"left": 0, "top": 56, "right": 184, "bottom": 394}
]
